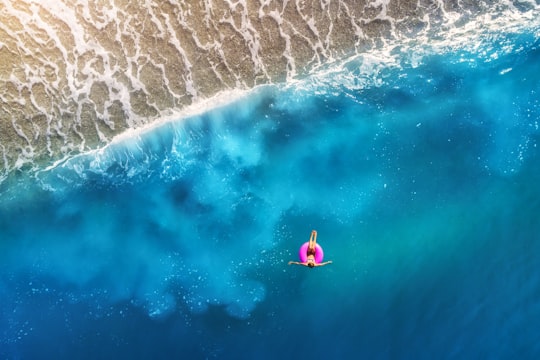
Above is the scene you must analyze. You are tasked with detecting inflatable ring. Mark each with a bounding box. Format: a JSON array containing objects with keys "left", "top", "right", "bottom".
[{"left": 299, "top": 242, "right": 324, "bottom": 263}]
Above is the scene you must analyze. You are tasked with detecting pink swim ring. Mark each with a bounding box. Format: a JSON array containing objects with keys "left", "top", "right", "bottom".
[{"left": 298, "top": 242, "right": 324, "bottom": 263}]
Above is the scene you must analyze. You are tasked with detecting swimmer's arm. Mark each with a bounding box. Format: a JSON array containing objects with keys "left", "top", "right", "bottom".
[
  {"left": 315, "top": 261, "right": 333, "bottom": 267},
  {"left": 288, "top": 261, "right": 307, "bottom": 266}
]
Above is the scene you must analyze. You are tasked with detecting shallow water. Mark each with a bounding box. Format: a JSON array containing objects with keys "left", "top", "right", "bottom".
[{"left": 2, "top": 15, "right": 540, "bottom": 360}]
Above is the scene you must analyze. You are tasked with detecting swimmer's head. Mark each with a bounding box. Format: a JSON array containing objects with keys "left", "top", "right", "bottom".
[{"left": 307, "top": 260, "right": 315, "bottom": 268}]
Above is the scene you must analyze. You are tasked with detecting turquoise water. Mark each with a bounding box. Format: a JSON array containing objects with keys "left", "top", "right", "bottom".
[{"left": 2, "top": 31, "right": 540, "bottom": 358}]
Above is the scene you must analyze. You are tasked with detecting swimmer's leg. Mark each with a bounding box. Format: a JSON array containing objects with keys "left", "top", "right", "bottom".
[{"left": 309, "top": 230, "right": 317, "bottom": 248}]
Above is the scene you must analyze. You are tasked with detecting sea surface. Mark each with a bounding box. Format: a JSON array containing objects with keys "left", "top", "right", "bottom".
[{"left": 2, "top": 2, "right": 540, "bottom": 359}]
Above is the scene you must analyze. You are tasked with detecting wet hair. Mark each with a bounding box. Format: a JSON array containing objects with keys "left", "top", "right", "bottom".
[{"left": 308, "top": 262, "right": 315, "bottom": 268}]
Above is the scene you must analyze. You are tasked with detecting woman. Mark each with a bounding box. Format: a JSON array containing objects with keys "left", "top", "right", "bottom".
[{"left": 288, "top": 230, "right": 332, "bottom": 268}]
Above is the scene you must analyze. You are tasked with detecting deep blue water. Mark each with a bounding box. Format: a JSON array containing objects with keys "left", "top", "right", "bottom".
[{"left": 2, "top": 31, "right": 540, "bottom": 359}]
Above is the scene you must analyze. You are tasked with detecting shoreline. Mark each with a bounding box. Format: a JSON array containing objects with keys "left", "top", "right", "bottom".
[{"left": 1, "top": 2, "right": 539, "bottom": 186}]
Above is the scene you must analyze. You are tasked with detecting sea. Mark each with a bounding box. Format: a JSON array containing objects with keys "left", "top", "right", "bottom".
[{"left": 1, "top": 1, "right": 540, "bottom": 359}]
